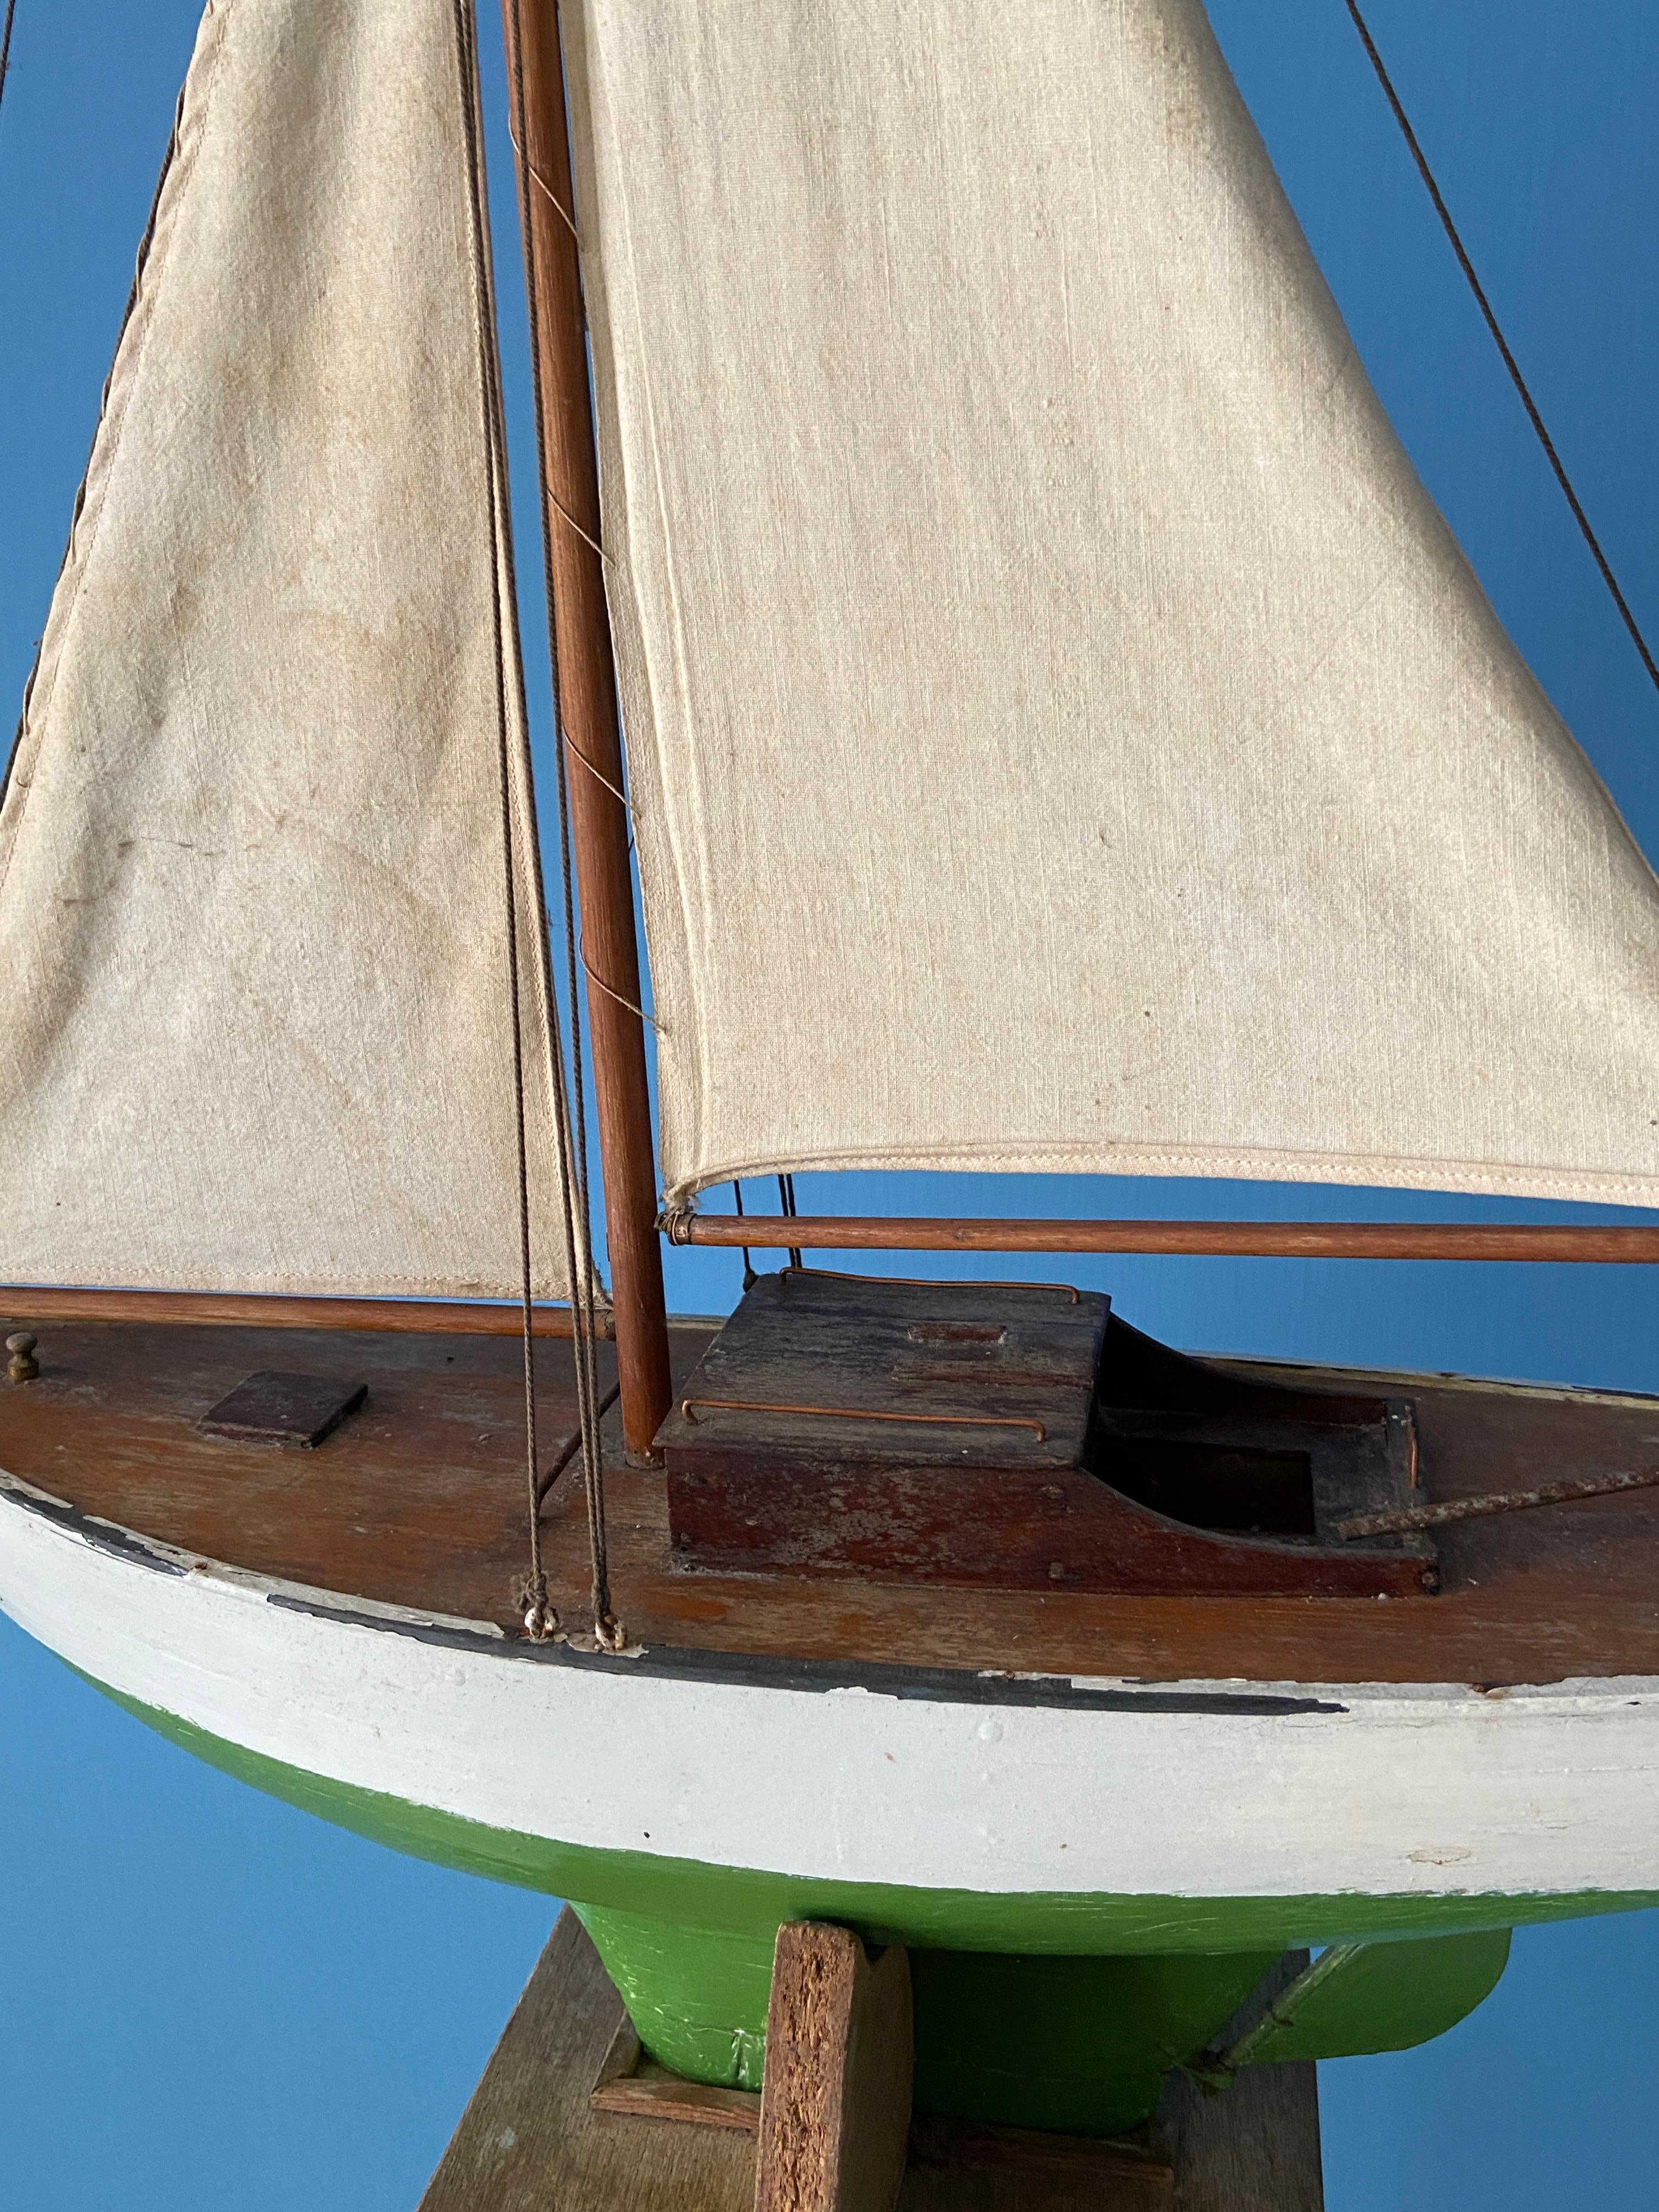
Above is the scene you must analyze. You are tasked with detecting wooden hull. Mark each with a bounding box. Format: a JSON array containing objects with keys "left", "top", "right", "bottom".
[
  {"left": 4, "top": 1312, "right": 1659, "bottom": 2125},
  {"left": 3, "top": 1463, "right": 1656, "bottom": 1934}
]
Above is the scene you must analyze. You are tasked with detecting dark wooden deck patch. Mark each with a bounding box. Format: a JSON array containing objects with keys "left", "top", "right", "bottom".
[{"left": 196, "top": 1369, "right": 368, "bottom": 1449}]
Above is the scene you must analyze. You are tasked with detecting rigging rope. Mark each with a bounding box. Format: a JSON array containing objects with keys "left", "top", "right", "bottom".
[
  {"left": 451, "top": 0, "right": 553, "bottom": 1639},
  {"left": 0, "top": 1, "right": 18, "bottom": 138},
  {"left": 732, "top": 1180, "right": 757, "bottom": 1289},
  {"left": 1344, "top": 0, "right": 1659, "bottom": 701},
  {"left": 506, "top": 0, "right": 622, "bottom": 1650},
  {"left": 777, "top": 1172, "right": 803, "bottom": 1272}
]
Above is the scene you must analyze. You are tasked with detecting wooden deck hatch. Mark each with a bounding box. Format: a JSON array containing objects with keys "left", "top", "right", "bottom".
[
  {"left": 660, "top": 1273, "right": 1435, "bottom": 1598},
  {"left": 196, "top": 1369, "right": 368, "bottom": 1449}
]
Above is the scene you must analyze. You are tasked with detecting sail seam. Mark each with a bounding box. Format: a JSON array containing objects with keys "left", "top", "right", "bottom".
[{"left": 668, "top": 1138, "right": 1659, "bottom": 1214}]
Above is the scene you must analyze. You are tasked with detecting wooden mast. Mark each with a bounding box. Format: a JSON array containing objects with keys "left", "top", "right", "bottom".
[{"left": 504, "top": 0, "right": 672, "bottom": 1461}]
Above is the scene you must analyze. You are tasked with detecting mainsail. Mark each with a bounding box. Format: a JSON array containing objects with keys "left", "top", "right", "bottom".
[
  {"left": 566, "top": 0, "right": 1659, "bottom": 1211},
  {"left": 0, "top": 0, "right": 580, "bottom": 1301}
]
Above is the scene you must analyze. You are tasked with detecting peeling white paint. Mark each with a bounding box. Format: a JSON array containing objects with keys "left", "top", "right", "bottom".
[{"left": 3, "top": 1472, "right": 1657, "bottom": 1903}]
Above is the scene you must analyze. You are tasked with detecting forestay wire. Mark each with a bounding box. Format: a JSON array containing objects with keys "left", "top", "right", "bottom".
[
  {"left": 500, "top": 0, "right": 622, "bottom": 1649},
  {"left": 452, "top": 0, "right": 617, "bottom": 1651},
  {"left": 1344, "top": 0, "right": 1659, "bottom": 702}
]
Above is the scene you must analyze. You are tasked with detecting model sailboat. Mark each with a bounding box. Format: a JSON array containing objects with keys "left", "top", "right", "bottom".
[{"left": 4, "top": 0, "right": 1659, "bottom": 2154}]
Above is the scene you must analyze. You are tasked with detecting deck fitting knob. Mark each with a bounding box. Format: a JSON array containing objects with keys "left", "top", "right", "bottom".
[{"left": 6, "top": 1331, "right": 40, "bottom": 1384}]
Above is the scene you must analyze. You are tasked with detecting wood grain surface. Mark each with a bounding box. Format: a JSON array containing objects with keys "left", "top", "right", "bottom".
[
  {"left": 418, "top": 1914, "right": 1320, "bottom": 2212},
  {"left": 673, "top": 1211, "right": 1659, "bottom": 1265},
  {"left": 753, "top": 1924, "right": 912, "bottom": 2212},
  {"left": 661, "top": 1280, "right": 1429, "bottom": 1599},
  {"left": 419, "top": 1910, "right": 754, "bottom": 2212},
  {"left": 2, "top": 1308, "right": 1657, "bottom": 1682},
  {"left": 0, "top": 1286, "right": 600, "bottom": 1335}
]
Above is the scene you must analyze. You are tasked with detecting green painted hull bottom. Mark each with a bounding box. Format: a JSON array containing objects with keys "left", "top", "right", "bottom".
[
  {"left": 84, "top": 1670, "right": 1659, "bottom": 2129},
  {"left": 567, "top": 1912, "right": 1514, "bottom": 2133},
  {"left": 573, "top": 1900, "right": 1284, "bottom": 2131}
]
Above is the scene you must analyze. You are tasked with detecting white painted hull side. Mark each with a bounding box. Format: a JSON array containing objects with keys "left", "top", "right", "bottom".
[{"left": 2, "top": 1470, "right": 1657, "bottom": 1914}]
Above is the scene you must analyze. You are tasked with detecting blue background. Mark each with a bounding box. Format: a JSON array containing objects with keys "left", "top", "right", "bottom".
[{"left": 4, "top": 2, "right": 1658, "bottom": 2203}]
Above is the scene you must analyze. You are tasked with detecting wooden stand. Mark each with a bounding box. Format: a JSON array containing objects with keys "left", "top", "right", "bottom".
[{"left": 419, "top": 1914, "right": 1323, "bottom": 2212}]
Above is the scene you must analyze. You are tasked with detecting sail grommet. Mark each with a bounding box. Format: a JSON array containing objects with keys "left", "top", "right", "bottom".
[{"left": 5, "top": 1332, "right": 39, "bottom": 1385}]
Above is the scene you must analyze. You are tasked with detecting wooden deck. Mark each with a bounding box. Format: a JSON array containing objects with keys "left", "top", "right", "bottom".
[{"left": 2, "top": 1306, "right": 1657, "bottom": 1683}]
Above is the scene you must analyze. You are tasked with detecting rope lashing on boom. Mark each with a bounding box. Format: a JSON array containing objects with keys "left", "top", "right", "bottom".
[
  {"left": 506, "top": 0, "right": 624, "bottom": 1653},
  {"left": 1344, "top": 0, "right": 1659, "bottom": 702}
]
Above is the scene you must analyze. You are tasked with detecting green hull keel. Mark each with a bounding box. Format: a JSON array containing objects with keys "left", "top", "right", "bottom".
[
  {"left": 575, "top": 1902, "right": 1514, "bottom": 2135},
  {"left": 96, "top": 1671, "right": 1647, "bottom": 2132}
]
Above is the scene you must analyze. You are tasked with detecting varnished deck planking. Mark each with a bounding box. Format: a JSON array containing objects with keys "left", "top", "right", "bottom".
[
  {"left": 0, "top": 1314, "right": 620, "bottom": 1616},
  {"left": 3, "top": 1312, "right": 1658, "bottom": 1683}
]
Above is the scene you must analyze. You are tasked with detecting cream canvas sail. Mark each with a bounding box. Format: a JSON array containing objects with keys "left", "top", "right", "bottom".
[
  {"left": 566, "top": 0, "right": 1659, "bottom": 1211},
  {"left": 0, "top": 0, "right": 580, "bottom": 1301}
]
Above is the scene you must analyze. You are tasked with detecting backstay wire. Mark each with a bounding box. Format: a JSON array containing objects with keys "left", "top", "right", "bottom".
[
  {"left": 454, "top": 0, "right": 615, "bottom": 1649},
  {"left": 1344, "top": 0, "right": 1659, "bottom": 702},
  {"left": 0, "top": 2, "right": 19, "bottom": 140}
]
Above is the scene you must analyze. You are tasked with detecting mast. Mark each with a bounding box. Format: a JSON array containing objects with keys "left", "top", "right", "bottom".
[{"left": 505, "top": 0, "right": 672, "bottom": 1462}]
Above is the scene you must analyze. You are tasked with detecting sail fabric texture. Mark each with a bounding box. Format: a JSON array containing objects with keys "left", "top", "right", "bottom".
[
  {"left": 567, "top": 0, "right": 1659, "bottom": 1210},
  {"left": 0, "top": 0, "right": 580, "bottom": 1300}
]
